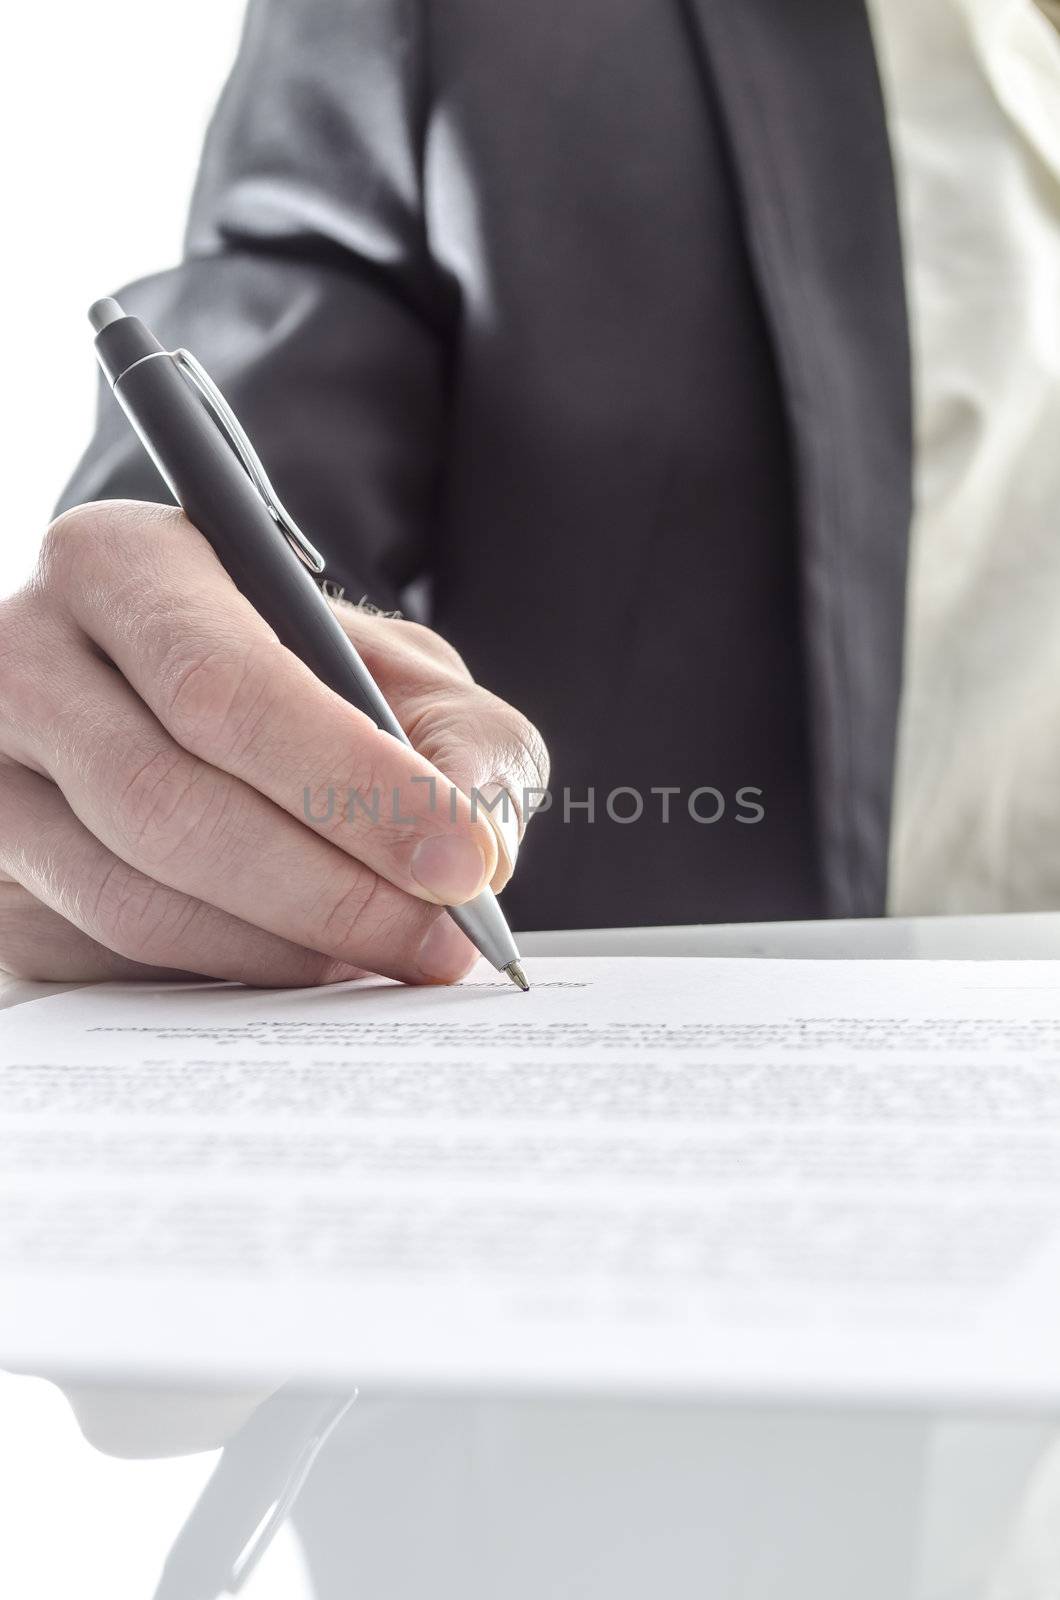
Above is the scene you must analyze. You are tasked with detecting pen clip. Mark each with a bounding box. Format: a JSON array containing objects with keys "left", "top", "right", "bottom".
[{"left": 172, "top": 348, "right": 327, "bottom": 576}]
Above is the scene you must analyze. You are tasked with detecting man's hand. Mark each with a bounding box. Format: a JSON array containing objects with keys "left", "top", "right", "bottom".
[{"left": 0, "top": 502, "right": 548, "bottom": 986}]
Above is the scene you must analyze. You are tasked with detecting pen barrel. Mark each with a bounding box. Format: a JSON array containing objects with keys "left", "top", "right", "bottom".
[
  {"left": 93, "top": 320, "right": 520, "bottom": 973},
  {"left": 96, "top": 327, "right": 406, "bottom": 742}
]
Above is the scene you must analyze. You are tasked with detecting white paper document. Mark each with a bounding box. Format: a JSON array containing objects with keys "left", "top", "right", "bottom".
[{"left": 5, "top": 957, "right": 1060, "bottom": 1405}]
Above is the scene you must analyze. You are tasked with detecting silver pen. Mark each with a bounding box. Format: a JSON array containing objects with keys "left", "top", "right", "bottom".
[{"left": 89, "top": 297, "right": 529, "bottom": 990}]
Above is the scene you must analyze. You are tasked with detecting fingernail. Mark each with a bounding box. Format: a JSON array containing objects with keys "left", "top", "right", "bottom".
[
  {"left": 417, "top": 915, "right": 477, "bottom": 981},
  {"left": 476, "top": 783, "right": 520, "bottom": 880},
  {"left": 411, "top": 834, "right": 488, "bottom": 903}
]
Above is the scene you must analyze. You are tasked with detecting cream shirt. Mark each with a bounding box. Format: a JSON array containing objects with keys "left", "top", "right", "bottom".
[{"left": 866, "top": 0, "right": 1060, "bottom": 913}]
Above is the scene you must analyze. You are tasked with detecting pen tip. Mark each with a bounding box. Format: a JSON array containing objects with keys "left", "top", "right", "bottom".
[{"left": 504, "top": 961, "right": 530, "bottom": 992}]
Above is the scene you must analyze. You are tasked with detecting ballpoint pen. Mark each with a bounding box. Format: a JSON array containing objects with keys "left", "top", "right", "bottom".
[{"left": 88, "top": 296, "right": 529, "bottom": 990}]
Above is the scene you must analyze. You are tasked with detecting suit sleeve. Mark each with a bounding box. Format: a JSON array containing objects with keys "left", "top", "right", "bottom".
[{"left": 57, "top": 0, "right": 450, "bottom": 611}]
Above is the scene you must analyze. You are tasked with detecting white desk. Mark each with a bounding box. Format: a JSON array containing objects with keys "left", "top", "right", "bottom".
[
  {"left": 520, "top": 908, "right": 1060, "bottom": 959},
  {"left": 4, "top": 914, "right": 1060, "bottom": 1600}
]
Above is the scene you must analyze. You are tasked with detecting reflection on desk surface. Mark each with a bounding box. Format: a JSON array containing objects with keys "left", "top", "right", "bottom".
[{"left": 4, "top": 1375, "right": 1060, "bottom": 1600}]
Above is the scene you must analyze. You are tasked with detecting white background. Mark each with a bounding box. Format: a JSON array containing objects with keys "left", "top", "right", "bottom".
[
  {"left": 0, "top": 0, "right": 246, "bottom": 596},
  {"left": 0, "top": 10, "right": 312, "bottom": 1593}
]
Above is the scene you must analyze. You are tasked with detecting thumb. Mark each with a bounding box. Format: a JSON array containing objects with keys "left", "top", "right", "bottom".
[
  {"left": 412, "top": 692, "right": 550, "bottom": 895},
  {"left": 327, "top": 604, "right": 550, "bottom": 895}
]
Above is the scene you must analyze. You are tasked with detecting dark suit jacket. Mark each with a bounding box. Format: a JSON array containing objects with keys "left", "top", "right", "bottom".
[{"left": 59, "top": 0, "right": 911, "bottom": 933}]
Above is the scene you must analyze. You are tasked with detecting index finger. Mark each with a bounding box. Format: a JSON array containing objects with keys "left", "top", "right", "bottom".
[{"left": 44, "top": 504, "right": 500, "bottom": 908}]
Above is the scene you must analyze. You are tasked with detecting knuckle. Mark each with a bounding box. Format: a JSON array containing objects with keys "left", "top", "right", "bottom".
[
  {"left": 479, "top": 698, "right": 550, "bottom": 791},
  {"left": 309, "top": 956, "right": 366, "bottom": 986},
  {"left": 34, "top": 502, "right": 132, "bottom": 597},
  {"left": 110, "top": 745, "right": 207, "bottom": 863},
  {"left": 394, "top": 618, "right": 468, "bottom": 675},
  {"left": 156, "top": 639, "right": 281, "bottom": 766},
  {"left": 0, "top": 599, "right": 91, "bottom": 754},
  {"left": 305, "top": 714, "right": 455, "bottom": 862},
  {"left": 518, "top": 717, "right": 551, "bottom": 796},
  {"left": 412, "top": 689, "right": 551, "bottom": 817},
  {"left": 36, "top": 504, "right": 98, "bottom": 585},
  {"left": 493, "top": 705, "right": 551, "bottom": 807},
  {"left": 341, "top": 605, "right": 471, "bottom": 684},
  {"left": 34, "top": 502, "right": 194, "bottom": 623},
  {"left": 0, "top": 883, "right": 52, "bottom": 979},
  {"left": 310, "top": 868, "right": 391, "bottom": 956},
  {"left": 89, "top": 857, "right": 190, "bottom": 965},
  {"left": 0, "top": 596, "right": 38, "bottom": 709},
  {"left": 309, "top": 742, "right": 406, "bottom": 851},
  {"left": 270, "top": 949, "right": 358, "bottom": 988}
]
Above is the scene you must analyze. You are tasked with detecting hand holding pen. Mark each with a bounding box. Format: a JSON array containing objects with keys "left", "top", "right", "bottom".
[{"left": 0, "top": 304, "right": 546, "bottom": 989}]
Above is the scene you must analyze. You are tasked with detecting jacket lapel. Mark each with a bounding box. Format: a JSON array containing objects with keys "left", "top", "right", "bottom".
[{"left": 680, "top": 0, "right": 913, "bottom": 916}]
